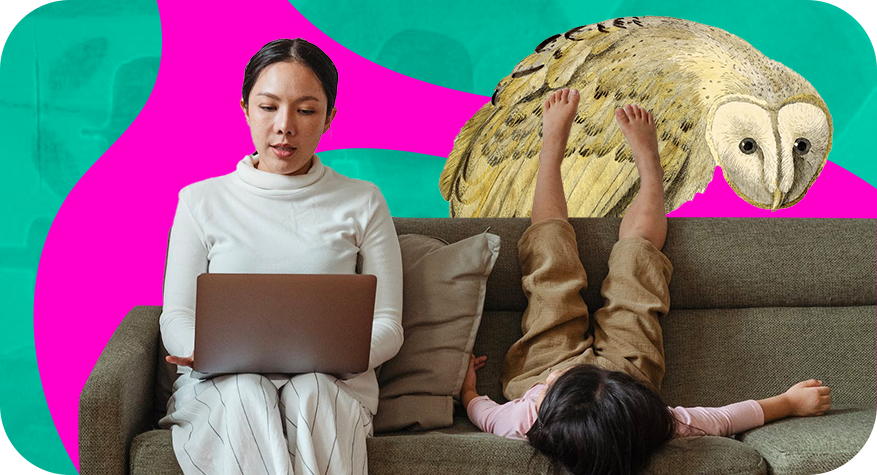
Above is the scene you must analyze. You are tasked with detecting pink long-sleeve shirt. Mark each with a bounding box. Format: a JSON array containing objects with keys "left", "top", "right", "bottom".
[{"left": 467, "top": 384, "right": 765, "bottom": 441}]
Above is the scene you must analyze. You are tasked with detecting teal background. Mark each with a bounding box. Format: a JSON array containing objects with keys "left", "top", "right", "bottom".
[{"left": 0, "top": 0, "right": 874, "bottom": 471}]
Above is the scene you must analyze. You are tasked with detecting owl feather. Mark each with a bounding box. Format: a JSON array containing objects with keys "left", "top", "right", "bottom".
[{"left": 440, "top": 16, "right": 832, "bottom": 217}]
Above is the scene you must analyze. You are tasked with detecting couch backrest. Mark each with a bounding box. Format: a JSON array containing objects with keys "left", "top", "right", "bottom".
[
  {"left": 392, "top": 218, "right": 877, "bottom": 407},
  {"left": 155, "top": 218, "right": 876, "bottom": 421}
]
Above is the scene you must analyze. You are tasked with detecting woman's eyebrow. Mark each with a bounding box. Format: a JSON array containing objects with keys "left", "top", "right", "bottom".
[{"left": 255, "top": 92, "right": 321, "bottom": 102}]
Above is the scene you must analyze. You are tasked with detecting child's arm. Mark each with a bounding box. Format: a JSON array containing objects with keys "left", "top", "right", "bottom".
[
  {"left": 460, "top": 354, "right": 537, "bottom": 440},
  {"left": 461, "top": 354, "right": 487, "bottom": 409},
  {"left": 757, "top": 379, "right": 832, "bottom": 422},
  {"left": 671, "top": 401, "right": 763, "bottom": 437},
  {"left": 673, "top": 380, "right": 832, "bottom": 437}
]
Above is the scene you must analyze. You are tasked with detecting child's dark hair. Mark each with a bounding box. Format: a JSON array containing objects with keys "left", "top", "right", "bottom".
[{"left": 526, "top": 364, "right": 676, "bottom": 475}]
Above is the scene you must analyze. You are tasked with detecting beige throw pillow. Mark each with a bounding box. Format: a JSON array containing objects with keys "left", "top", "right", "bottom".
[{"left": 373, "top": 232, "right": 500, "bottom": 432}]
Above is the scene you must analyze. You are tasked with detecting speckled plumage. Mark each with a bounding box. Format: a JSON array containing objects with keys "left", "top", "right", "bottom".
[{"left": 440, "top": 16, "right": 832, "bottom": 217}]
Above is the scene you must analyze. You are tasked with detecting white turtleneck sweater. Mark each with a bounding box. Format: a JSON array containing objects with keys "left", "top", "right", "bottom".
[{"left": 159, "top": 154, "right": 404, "bottom": 414}]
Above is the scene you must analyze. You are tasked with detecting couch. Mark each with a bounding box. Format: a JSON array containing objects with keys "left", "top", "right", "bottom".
[{"left": 80, "top": 217, "right": 877, "bottom": 475}]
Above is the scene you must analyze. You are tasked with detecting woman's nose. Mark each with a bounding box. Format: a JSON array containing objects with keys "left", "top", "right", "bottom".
[{"left": 275, "top": 109, "right": 296, "bottom": 135}]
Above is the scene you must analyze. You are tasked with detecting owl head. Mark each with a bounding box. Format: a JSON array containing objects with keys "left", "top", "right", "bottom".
[{"left": 707, "top": 93, "right": 832, "bottom": 210}]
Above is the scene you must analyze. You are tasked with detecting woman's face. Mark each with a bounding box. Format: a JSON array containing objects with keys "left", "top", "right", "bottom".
[{"left": 241, "top": 61, "right": 336, "bottom": 176}]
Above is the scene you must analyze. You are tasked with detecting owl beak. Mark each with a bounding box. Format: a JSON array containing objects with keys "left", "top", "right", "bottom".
[{"left": 771, "top": 189, "right": 785, "bottom": 211}]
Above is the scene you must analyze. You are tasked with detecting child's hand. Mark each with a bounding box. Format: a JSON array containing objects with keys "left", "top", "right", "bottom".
[
  {"left": 784, "top": 380, "right": 831, "bottom": 416},
  {"left": 462, "top": 354, "right": 487, "bottom": 394}
]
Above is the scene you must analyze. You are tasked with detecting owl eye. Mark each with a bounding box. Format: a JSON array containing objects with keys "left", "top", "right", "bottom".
[
  {"left": 739, "top": 138, "right": 757, "bottom": 154},
  {"left": 794, "top": 138, "right": 811, "bottom": 155}
]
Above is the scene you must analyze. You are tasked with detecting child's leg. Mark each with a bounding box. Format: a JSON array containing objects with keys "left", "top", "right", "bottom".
[
  {"left": 530, "top": 88, "right": 578, "bottom": 224},
  {"left": 616, "top": 104, "right": 667, "bottom": 250},
  {"left": 590, "top": 105, "right": 672, "bottom": 392},
  {"left": 502, "top": 89, "right": 599, "bottom": 400}
]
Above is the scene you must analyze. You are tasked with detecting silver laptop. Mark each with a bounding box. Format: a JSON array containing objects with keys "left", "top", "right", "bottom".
[{"left": 191, "top": 273, "right": 376, "bottom": 377}]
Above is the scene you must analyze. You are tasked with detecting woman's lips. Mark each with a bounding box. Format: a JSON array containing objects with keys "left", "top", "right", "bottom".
[{"left": 271, "top": 145, "right": 296, "bottom": 158}]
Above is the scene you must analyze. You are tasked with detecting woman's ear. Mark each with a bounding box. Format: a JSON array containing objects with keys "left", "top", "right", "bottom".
[
  {"left": 240, "top": 98, "right": 249, "bottom": 125},
  {"left": 323, "top": 107, "right": 337, "bottom": 134}
]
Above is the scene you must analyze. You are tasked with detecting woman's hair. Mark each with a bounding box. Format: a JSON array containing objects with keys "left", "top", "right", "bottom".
[
  {"left": 526, "top": 364, "right": 676, "bottom": 475},
  {"left": 241, "top": 38, "right": 338, "bottom": 116}
]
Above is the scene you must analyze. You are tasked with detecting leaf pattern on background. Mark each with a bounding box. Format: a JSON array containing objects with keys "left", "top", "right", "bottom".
[
  {"left": 45, "top": 37, "right": 109, "bottom": 96},
  {"left": 31, "top": 127, "right": 82, "bottom": 197},
  {"left": 0, "top": 217, "right": 51, "bottom": 269},
  {"left": 88, "top": 56, "right": 161, "bottom": 144}
]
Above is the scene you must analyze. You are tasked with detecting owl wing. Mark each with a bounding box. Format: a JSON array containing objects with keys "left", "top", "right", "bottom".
[{"left": 441, "top": 17, "right": 706, "bottom": 217}]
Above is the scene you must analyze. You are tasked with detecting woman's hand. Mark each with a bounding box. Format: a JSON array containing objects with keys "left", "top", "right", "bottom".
[
  {"left": 166, "top": 353, "right": 195, "bottom": 368},
  {"left": 784, "top": 379, "right": 831, "bottom": 417},
  {"left": 460, "top": 354, "right": 487, "bottom": 407}
]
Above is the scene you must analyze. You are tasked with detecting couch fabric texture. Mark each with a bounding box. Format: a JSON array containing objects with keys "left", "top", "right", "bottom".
[{"left": 80, "top": 218, "right": 877, "bottom": 475}]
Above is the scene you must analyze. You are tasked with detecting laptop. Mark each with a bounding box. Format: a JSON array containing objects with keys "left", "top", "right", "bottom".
[{"left": 191, "top": 273, "right": 376, "bottom": 378}]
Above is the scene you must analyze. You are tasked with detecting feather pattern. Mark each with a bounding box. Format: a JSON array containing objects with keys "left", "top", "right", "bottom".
[{"left": 440, "top": 16, "right": 831, "bottom": 217}]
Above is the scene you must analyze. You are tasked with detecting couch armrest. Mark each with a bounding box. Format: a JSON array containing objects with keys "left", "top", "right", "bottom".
[{"left": 79, "top": 306, "right": 161, "bottom": 475}]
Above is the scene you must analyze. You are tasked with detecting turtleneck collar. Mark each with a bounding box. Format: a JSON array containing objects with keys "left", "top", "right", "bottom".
[{"left": 235, "top": 154, "right": 327, "bottom": 191}]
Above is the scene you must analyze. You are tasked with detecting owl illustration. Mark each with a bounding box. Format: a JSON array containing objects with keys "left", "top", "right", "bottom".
[{"left": 439, "top": 16, "right": 832, "bottom": 217}]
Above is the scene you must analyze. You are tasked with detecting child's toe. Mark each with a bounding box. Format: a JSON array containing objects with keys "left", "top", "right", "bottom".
[
  {"left": 632, "top": 105, "right": 644, "bottom": 119},
  {"left": 615, "top": 107, "right": 629, "bottom": 124}
]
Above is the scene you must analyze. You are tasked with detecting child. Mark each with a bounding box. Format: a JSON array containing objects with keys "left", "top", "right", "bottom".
[{"left": 461, "top": 88, "right": 832, "bottom": 475}]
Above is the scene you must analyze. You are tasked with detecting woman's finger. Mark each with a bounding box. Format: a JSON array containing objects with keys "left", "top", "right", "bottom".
[{"left": 166, "top": 355, "right": 194, "bottom": 367}]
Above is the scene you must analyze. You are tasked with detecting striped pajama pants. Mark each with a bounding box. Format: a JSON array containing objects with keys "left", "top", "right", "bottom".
[{"left": 158, "top": 372, "right": 373, "bottom": 475}]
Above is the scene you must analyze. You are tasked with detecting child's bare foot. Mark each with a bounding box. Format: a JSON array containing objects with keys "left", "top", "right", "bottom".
[
  {"left": 615, "top": 104, "right": 662, "bottom": 183},
  {"left": 616, "top": 104, "right": 667, "bottom": 249},
  {"left": 540, "top": 88, "right": 580, "bottom": 164}
]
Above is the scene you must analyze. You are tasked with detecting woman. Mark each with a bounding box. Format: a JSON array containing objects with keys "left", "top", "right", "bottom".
[{"left": 158, "top": 38, "right": 403, "bottom": 475}]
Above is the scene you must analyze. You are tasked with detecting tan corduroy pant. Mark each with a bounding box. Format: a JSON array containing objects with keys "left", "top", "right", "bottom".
[{"left": 502, "top": 219, "right": 673, "bottom": 400}]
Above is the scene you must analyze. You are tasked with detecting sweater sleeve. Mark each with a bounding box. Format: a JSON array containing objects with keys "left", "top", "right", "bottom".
[
  {"left": 358, "top": 186, "right": 404, "bottom": 370},
  {"left": 466, "top": 395, "right": 536, "bottom": 440},
  {"left": 158, "top": 190, "right": 208, "bottom": 371},
  {"left": 671, "top": 400, "right": 765, "bottom": 437}
]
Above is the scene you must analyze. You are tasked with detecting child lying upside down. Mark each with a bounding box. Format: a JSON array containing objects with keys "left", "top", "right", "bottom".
[{"left": 461, "top": 88, "right": 832, "bottom": 475}]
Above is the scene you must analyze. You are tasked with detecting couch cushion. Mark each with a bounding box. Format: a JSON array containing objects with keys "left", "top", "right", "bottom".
[
  {"left": 646, "top": 436, "right": 767, "bottom": 475},
  {"left": 660, "top": 219, "right": 876, "bottom": 310},
  {"left": 372, "top": 418, "right": 766, "bottom": 475},
  {"left": 476, "top": 308, "right": 877, "bottom": 410},
  {"left": 374, "top": 232, "right": 500, "bottom": 432},
  {"left": 368, "top": 432, "right": 552, "bottom": 474},
  {"left": 661, "top": 307, "right": 876, "bottom": 408},
  {"left": 131, "top": 420, "right": 768, "bottom": 475},
  {"left": 391, "top": 218, "right": 877, "bottom": 313},
  {"left": 471, "top": 311, "right": 525, "bottom": 404},
  {"left": 376, "top": 416, "right": 767, "bottom": 475},
  {"left": 737, "top": 405, "right": 875, "bottom": 475}
]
